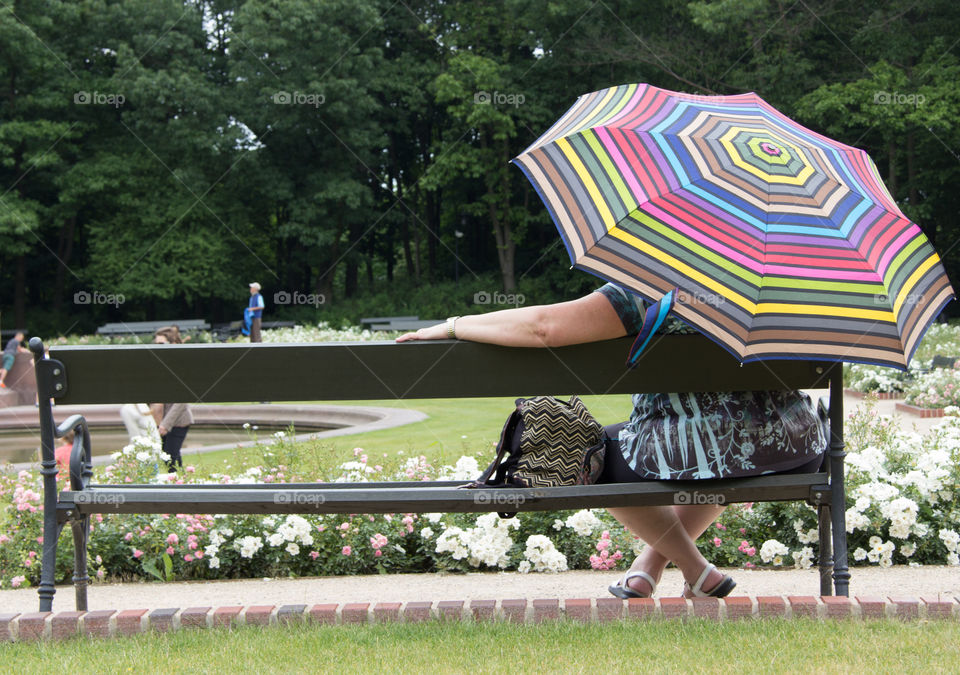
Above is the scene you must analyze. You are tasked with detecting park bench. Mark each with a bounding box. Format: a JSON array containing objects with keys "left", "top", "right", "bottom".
[
  {"left": 359, "top": 315, "right": 446, "bottom": 331},
  {"left": 369, "top": 320, "right": 445, "bottom": 331},
  {"left": 29, "top": 334, "right": 850, "bottom": 612},
  {"left": 95, "top": 319, "right": 210, "bottom": 337},
  {"left": 359, "top": 315, "right": 419, "bottom": 328},
  {"left": 210, "top": 320, "right": 297, "bottom": 341}
]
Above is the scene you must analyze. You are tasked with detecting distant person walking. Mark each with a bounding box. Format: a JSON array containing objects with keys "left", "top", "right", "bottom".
[
  {"left": 0, "top": 330, "right": 28, "bottom": 388},
  {"left": 248, "top": 282, "right": 265, "bottom": 343},
  {"left": 151, "top": 327, "right": 193, "bottom": 471}
]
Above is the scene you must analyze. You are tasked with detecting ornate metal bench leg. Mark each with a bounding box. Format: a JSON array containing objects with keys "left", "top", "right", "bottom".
[
  {"left": 38, "top": 521, "right": 63, "bottom": 613},
  {"left": 70, "top": 516, "right": 91, "bottom": 611},
  {"left": 32, "top": 338, "right": 59, "bottom": 612},
  {"left": 829, "top": 367, "right": 850, "bottom": 597},
  {"left": 817, "top": 504, "right": 833, "bottom": 596}
]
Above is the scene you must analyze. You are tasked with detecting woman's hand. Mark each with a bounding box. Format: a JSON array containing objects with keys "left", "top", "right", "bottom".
[{"left": 396, "top": 322, "right": 447, "bottom": 342}]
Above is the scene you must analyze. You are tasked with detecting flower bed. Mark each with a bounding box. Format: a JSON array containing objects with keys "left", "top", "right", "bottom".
[
  {"left": 843, "top": 322, "right": 960, "bottom": 401},
  {"left": 2, "top": 403, "right": 959, "bottom": 590}
]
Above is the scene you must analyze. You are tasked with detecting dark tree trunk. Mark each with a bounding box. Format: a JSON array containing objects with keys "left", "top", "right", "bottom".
[
  {"left": 14, "top": 254, "right": 26, "bottom": 328},
  {"left": 53, "top": 215, "right": 77, "bottom": 313},
  {"left": 385, "top": 226, "right": 395, "bottom": 282},
  {"left": 887, "top": 140, "right": 897, "bottom": 200}
]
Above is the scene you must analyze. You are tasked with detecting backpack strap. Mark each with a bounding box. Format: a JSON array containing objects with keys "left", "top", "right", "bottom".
[{"left": 473, "top": 405, "right": 524, "bottom": 486}]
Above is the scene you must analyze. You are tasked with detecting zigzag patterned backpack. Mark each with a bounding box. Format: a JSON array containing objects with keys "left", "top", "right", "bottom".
[{"left": 472, "top": 396, "right": 606, "bottom": 489}]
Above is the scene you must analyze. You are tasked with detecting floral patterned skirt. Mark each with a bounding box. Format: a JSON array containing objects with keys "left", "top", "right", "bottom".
[{"left": 617, "top": 391, "right": 827, "bottom": 480}]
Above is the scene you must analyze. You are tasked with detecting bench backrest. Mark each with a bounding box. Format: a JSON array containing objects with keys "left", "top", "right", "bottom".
[{"left": 43, "top": 335, "right": 836, "bottom": 405}]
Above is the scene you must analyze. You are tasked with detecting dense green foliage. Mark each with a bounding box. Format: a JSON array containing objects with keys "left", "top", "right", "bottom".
[{"left": 2, "top": 1, "right": 959, "bottom": 335}]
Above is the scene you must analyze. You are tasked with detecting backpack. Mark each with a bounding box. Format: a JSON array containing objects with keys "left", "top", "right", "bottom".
[{"left": 472, "top": 395, "right": 606, "bottom": 490}]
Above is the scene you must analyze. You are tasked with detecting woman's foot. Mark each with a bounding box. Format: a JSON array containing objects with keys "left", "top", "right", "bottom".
[
  {"left": 682, "top": 563, "right": 736, "bottom": 598},
  {"left": 609, "top": 568, "right": 660, "bottom": 598},
  {"left": 609, "top": 556, "right": 664, "bottom": 599}
]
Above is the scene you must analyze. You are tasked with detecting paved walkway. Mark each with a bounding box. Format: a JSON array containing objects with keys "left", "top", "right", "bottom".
[{"left": 3, "top": 566, "right": 959, "bottom": 615}]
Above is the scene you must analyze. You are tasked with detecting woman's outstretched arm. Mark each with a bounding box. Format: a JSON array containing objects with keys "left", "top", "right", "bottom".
[{"left": 395, "top": 291, "right": 627, "bottom": 347}]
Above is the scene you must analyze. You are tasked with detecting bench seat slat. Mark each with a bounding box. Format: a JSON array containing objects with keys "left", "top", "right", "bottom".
[{"left": 60, "top": 473, "right": 829, "bottom": 515}]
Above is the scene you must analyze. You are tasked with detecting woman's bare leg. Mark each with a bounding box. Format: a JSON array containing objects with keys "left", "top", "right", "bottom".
[{"left": 608, "top": 504, "right": 726, "bottom": 594}]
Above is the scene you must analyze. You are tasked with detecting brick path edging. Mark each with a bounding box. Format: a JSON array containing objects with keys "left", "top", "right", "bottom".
[{"left": 2, "top": 596, "right": 957, "bottom": 641}]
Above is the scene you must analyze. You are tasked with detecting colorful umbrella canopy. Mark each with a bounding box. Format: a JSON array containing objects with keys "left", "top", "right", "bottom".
[{"left": 512, "top": 83, "right": 954, "bottom": 369}]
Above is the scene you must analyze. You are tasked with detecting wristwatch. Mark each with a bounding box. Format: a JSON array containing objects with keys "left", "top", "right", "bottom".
[{"left": 446, "top": 316, "right": 460, "bottom": 339}]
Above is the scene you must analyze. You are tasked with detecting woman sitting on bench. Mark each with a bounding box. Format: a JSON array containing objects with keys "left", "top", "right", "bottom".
[{"left": 397, "top": 284, "right": 827, "bottom": 599}]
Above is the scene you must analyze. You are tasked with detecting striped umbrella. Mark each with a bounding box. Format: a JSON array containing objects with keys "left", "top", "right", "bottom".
[{"left": 512, "top": 83, "right": 954, "bottom": 369}]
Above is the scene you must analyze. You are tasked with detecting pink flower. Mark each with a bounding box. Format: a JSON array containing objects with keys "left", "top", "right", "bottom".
[
  {"left": 713, "top": 537, "right": 722, "bottom": 547},
  {"left": 715, "top": 523, "right": 726, "bottom": 531},
  {"left": 746, "top": 547, "right": 756, "bottom": 557},
  {"left": 133, "top": 549, "right": 144, "bottom": 559},
  {"left": 166, "top": 547, "right": 175, "bottom": 555},
  {"left": 188, "top": 542, "right": 198, "bottom": 550},
  {"left": 195, "top": 551, "right": 204, "bottom": 559},
  {"left": 186, "top": 466, "right": 195, "bottom": 473},
  {"left": 166, "top": 533, "right": 179, "bottom": 546},
  {"left": 11, "top": 576, "right": 24, "bottom": 588},
  {"left": 184, "top": 554, "right": 194, "bottom": 562},
  {"left": 124, "top": 532, "right": 133, "bottom": 542},
  {"left": 310, "top": 551, "right": 320, "bottom": 560},
  {"left": 0, "top": 535, "right": 8, "bottom": 545},
  {"left": 341, "top": 546, "right": 352, "bottom": 556},
  {"left": 24, "top": 559, "right": 32, "bottom": 567},
  {"left": 374, "top": 550, "right": 382, "bottom": 557}
]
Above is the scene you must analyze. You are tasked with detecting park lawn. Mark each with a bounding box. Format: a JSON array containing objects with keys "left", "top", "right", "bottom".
[
  {"left": 6, "top": 618, "right": 959, "bottom": 673},
  {"left": 184, "top": 394, "right": 635, "bottom": 475}
]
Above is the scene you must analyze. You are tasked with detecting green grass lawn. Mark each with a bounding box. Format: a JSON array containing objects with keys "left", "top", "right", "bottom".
[
  {"left": 6, "top": 619, "right": 958, "bottom": 673},
  {"left": 185, "top": 395, "right": 635, "bottom": 475}
]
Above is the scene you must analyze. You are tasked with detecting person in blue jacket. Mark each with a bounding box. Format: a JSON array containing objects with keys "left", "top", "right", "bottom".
[{"left": 248, "top": 282, "right": 265, "bottom": 342}]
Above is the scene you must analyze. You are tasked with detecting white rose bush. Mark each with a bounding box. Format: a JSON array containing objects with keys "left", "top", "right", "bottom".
[
  {"left": 845, "top": 323, "right": 960, "bottom": 403},
  {"left": 2, "top": 399, "right": 959, "bottom": 589}
]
